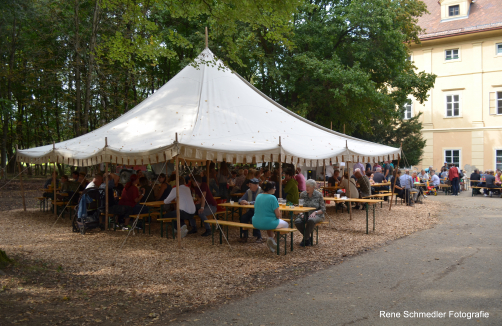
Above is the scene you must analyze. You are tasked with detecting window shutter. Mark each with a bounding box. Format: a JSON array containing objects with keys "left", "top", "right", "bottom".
[{"left": 489, "top": 92, "right": 496, "bottom": 115}]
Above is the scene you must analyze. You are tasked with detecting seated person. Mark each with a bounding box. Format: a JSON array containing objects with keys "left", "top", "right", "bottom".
[
  {"left": 327, "top": 169, "right": 341, "bottom": 187},
  {"left": 429, "top": 170, "right": 440, "bottom": 189},
  {"left": 399, "top": 170, "right": 416, "bottom": 206},
  {"left": 70, "top": 171, "right": 80, "bottom": 181},
  {"left": 470, "top": 169, "right": 481, "bottom": 189},
  {"left": 366, "top": 172, "right": 375, "bottom": 185},
  {"left": 138, "top": 177, "right": 155, "bottom": 203},
  {"left": 372, "top": 167, "right": 389, "bottom": 198},
  {"left": 339, "top": 171, "right": 359, "bottom": 210},
  {"left": 418, "top": 169, "right": 429, "bottom": 181},
  {"left": 354, "top": 168, "right": 371, "bottom": 200},
  {"left": 252, "top": 181, "right": 289, "bottom": 252},
  {"left": 43, "top": 171, "right": 59, "bottom": 190},
  {"left": 282, "top": 169, "right": 299, "bottom": 204},
  {"left": 109, "top": 175, "right": 143, "bottom": 230},
  {"left": 136, "top": 169, "right": 145, "bottom": 179},
  {"left": 484, "top": 170, "right": 498, "bottom": 196},
  {"left": 191, "top": 175, "right": 214, "bottom": 236},
  {"left": 238, "top": 178, "right": 263, "bottom": 243},
  {"left": 163, "top": 176, "right": 196, "bottom": 238},
  {"left": 154, "top": 173, "right": 172, "bottom": 201},
  {"left": 77, "top": 172, "right": 89, "bottom": 191},
  {"left": 495, "top": 171, "right": 502, "bottom": 187},
  {"left": 86, "top": 174, "right": 104, "bottom": 189},
  {"left": 390, "top": 170, "right": 404, "bottom": 198},
  {"left": 295, "top": 179, "right": 326, "bottom": 247}
]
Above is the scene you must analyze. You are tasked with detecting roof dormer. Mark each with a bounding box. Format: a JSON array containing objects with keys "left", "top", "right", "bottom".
[{"left": 439, "top": 0, "right": 472, "bottom": 22}]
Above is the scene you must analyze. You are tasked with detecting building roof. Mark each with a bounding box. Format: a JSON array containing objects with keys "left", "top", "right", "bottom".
[{"left": 418, "top": 0, "right": 502, "bottom": 40}]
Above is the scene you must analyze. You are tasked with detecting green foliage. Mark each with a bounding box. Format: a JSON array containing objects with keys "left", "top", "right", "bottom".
[{"left": 0, "top": 0, "right": 435, "bottom": 173}]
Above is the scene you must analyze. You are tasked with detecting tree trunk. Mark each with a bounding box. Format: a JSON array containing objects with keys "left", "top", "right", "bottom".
[
  {"left": 83, "top": 0, "right": 101, "bottom": 135},
  {"left": 74, "top": 0, "right": 82, "bottom": 136}
]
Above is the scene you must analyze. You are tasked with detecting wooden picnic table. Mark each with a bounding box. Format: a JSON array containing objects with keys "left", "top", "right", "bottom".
[
  {"left": 217, "top": 202, "right": 316, "bottom": 227},
  {"left": 323, "top": 197, "right": 383, "bottom": 234}
]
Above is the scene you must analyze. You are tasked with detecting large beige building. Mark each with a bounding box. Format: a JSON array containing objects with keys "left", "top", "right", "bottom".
[{"left": 410, "top": 0, "right": 502, "bottom": 172}]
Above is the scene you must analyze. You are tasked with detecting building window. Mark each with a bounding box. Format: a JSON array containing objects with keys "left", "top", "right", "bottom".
[
  {"left": 497, "top": 43, "right": 502, "bottom": 55},
  {"left": 449, "top": 5, "right": 460, "bottom": 16},
  {"left": 446, "top": 94, "right": 460, "bottom": 117},
  {"left": 445, "top": 150, "right": 460, "bottom": 167},
  {"left": 445, "top": 49, "right": 459, "bottom": 60},
  {"left": 498, "top": 92, "right": 502, "bottom": 115},
  {"left": 403, "top": 101, "right": 412, "bottom": 119},
  {"left": 496, "top": 150, "right": 502, "bottom": 171}
]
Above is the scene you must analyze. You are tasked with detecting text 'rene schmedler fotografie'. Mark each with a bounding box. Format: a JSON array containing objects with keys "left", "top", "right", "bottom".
[{"left": 380, "top": 311, "right": 489, "bottom": 319}]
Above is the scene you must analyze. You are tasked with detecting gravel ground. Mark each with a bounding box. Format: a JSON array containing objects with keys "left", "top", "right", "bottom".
[{"left": 0, "top": 198, "right": 441, "bottom": 325}]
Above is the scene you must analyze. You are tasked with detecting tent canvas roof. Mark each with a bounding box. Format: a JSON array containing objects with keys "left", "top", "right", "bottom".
[{"left": 17, "top": 48, "right": 400, "bottom": 167}]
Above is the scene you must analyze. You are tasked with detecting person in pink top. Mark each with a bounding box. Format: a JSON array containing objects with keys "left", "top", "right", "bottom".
[
  {"left": 294, "top": 167, "right": 306, "bottom": 192},
  {"left": 448, "top": 163, "right": 460, "bottom": 196}
]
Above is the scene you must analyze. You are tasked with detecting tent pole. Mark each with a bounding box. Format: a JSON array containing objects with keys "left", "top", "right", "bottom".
[
  {"left": 324, "top": 160, "right": 326, "bottom": 188},
  {"left": 105, "top": 138, "right": 109, "bottom": 230},
  {"left": 205, "top": 27, "right": 208, "bottom": 48},
  {"left": 53, "top": 142, "right": 57, "bottom": 217},
  {"left": 389, "top": 145, "right": 402, "bottom": 211},
  {"left": 16, "top": 145, "right": 26, "bottom": 212},
  {"left": 175, "top": 133, "right": 181, "bottom": 249},
  {"left": 279, "top": 137, "right": 282, "bottom": 199},
  {"left": 348, "top": 163, "right": 352, "bottom": 220},
  {"left": 18, "top": 162, "right": 26, "bottom": 211}
]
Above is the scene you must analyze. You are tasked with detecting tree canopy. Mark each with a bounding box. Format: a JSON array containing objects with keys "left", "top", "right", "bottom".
[{"left": 1, "top": 0, "right": 435, "bottom": 174}]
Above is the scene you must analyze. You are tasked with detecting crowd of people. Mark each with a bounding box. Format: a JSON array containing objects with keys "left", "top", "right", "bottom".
[{"left": 42, "top": 159, "right": 501, "bottom": 253}]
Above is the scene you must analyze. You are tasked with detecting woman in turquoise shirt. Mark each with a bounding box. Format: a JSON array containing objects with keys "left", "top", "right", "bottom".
[{"left": 252, "top": 181, "right": 289, "bottom": 253}]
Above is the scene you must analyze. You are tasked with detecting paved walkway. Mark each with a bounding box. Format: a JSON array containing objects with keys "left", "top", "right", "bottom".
[{"left": 173, "top": 190, "right": 502, "bottom": 325}]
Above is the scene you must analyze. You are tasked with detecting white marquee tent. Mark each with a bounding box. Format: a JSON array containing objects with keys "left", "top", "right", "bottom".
[{"left": 17, "top": 48, "right": 401, "bottom": 166}]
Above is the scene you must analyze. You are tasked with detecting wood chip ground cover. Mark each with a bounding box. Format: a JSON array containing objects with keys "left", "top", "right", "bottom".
[{"left": 0, "top": 194, "right": 443, "bottom": 325}]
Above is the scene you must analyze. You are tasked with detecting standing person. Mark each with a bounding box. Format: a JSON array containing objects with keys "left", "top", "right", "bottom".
[
  {"left": 252, "top": 181, "right": 289, "bottom": 253},
  {"left": 234, "top": 169, "right": 246, "bottom": 192},
  {"left": 325, "top": 164, "right": 334, "bottom": 181},
  {"left": 163, "top": 176, "right": 195, "bottom": 238},
  {"left": 217, "top": 162, "right": 230, "bottom": 199},
  {"left": 282, "top": 169, "right": 299, "bottom": 204},
  {"left": 238, "top": 178, "right": 263, "bottom": 243},
  {"left": 448, "top": 163, "right": 460, "bottom": 196},
  {"left": 353, "top": 162, "right": 365, "bottom": 174},
  {"left": 295, "top": 179, "right": 326, "bottom": 247},
  {"left": 365, "top": 162, "right": 372, "bottom": 173},
  {"left": 294, "top": 167, "right": 306, "bottom": 192},
  {"left": 191, "top": 175, "right": 213, "bottom": 236}
]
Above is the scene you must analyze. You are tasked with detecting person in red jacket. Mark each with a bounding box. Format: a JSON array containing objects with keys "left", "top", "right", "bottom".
[
  {"left": 109, "top": 174, "right": 144, "bottom": 230},
  {"left": 448, "top": 163, "right": 460, "bottom": 196}
]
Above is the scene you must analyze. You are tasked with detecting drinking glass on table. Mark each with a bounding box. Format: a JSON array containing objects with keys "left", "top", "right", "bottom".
[{"left": 299, "top": 199, "right": 304, "bottom": 207}]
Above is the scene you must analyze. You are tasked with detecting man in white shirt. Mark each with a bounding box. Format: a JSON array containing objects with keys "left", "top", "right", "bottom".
[
  {"left": 430, "top": 170, "right": 440, "bottom": 188},
  {"left": 163, "top": 176, "right": 196, "bottom": 238},
  {"left": 325, "top": 164, "right": 335, "bottom": 181}
]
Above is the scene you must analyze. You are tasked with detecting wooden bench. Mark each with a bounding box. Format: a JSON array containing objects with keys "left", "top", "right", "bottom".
[
  {"left": 471, "top": 186, "right": 502, "bottom": 197},
  {"left": 152, "top": 211, "right": 226, "bottom": 238},
  {"left": 37, "top": 197, "right": 47, "bottom": 212},
  {"left": 439, "top": 184, "right": 451, "bottom": 195},
  {"left": 128, "top": 213, "right": 151, "bottom": 234},
  {"left": 205, "top": 220, "right": 297, "bottom": 255},
  {"left": 310, "top": 221, "right": 329, "bottom": 246},
  {"left": 363, "top": 194, "right": 393, "bottom": 207}
]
